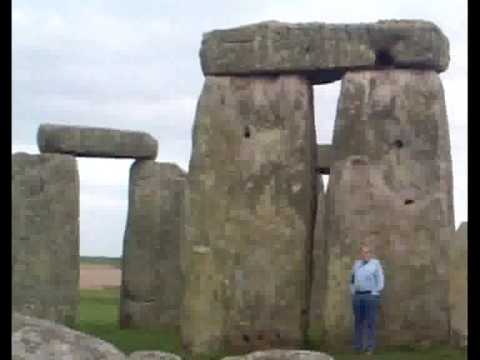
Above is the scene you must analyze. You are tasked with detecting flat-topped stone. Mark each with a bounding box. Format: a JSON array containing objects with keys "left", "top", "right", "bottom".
[
  {"left": 13, "top": 312, "right": 126, "bottom": 359},
  {"left": 200, "top": 20, "right": 449, "bottom": 83},
  {"left": 128, "top": 351, "right": 182, "bottom": 360},
  {"left": 222, "top": 350, "right": 334, "bottom": 360},
  {"left": 37, "top": 123, "right": 158, "bottom": 159}
]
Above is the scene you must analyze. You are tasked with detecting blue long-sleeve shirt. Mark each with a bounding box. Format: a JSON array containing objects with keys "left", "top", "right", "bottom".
[{"left": 350, "top": 258, "right": 384, "bottom": 296}]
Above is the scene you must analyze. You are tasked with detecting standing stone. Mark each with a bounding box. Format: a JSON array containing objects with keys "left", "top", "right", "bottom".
[
  {"left": 449, "top": 222, "right": 467, "bottom": 348},
  {"left": 308, "top": 173, "right": 326, "bottom": 345},
  {"left": 182, "top": 75, "right": 317, "bottom": 355},
  {"left": 38, "top": 123, "right": 158, "bottom": 159},
  {"left": 12, "top": 153, "right": 79, "bottom": 325},
  {"left": 322, "top": 70, "right": 454, "bottom": 348},
  {"left": 120, "top": 161, "right": 186, "bottom": 330}
]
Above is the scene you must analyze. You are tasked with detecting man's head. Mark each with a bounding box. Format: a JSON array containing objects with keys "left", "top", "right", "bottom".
[{"left": 360, "top": 244, "right": 372, "bottom": 261}]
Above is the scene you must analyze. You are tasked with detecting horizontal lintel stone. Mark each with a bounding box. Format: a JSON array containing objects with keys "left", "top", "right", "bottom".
[
  {"left": 37, "top": 124, "right": 158, "bottom": 159},
  {"left": 200, "top": 20, "right": 449, "bottom": 84}
]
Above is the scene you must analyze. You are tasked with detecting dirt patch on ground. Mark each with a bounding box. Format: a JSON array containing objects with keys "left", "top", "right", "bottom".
[{"left": 80, "top": 264, "right": 121, "bottom": 289}]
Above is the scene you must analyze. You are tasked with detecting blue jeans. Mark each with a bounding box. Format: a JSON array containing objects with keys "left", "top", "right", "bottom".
[{"left": 352, "top": 293, "right": 380, "bottom": 351}]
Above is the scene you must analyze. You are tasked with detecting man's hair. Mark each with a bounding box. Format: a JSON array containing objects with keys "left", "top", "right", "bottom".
[{"left": 359, "top": 243, "right": 371, "bottom": 251}]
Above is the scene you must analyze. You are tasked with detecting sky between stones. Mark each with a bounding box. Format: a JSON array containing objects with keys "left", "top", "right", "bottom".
[{"left": 12, "top": 0, "right": 467, "bottom": 257}]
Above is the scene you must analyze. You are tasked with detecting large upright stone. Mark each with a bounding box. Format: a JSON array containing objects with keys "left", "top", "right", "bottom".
[
  {"left": 449, "top": 222, "right": 467, "bottom": 348},
  {"left": 200, "top": 20, "right": 449, "bottom": 83},
  {"left": 322, "top": 70, "right": 454, "bottom": 348},
  {"left": 120, "top": 161, "right": 186, "bottom": 329},
  {"left": 182, "top": 75, "right": 317, "bottom": 355},
  {"left": 12, "top": 153, "right": 79, "bottom": 325},
  {"left": 37, "top": 123, "right": 158, "bottom": 159}
]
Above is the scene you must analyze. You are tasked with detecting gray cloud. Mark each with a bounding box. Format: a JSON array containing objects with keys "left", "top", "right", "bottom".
[{"left": 13, "top": 0, "right": 467, "bottom": 256}]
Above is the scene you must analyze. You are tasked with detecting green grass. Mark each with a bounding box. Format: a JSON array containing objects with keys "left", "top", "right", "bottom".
[
  {"left": 73, "top": 288, "right": 467, "bottom": 359},
  {"left": 73, "top": 288, "right": 183, "bottom": 356}
]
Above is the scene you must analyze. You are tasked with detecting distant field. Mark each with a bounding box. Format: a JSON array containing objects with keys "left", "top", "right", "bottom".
[
  {"left": 74, "top": 288, "right": 467, "bottom": 360},
  {"left": 80, "top": 257, "right": 122, "bottom": 289},
  {"left": 80, "top": 256, "right": 122, "bottom": 268}
]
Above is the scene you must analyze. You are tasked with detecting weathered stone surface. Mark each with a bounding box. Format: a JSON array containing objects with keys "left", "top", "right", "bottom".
[
  {"left": 128, "top": 351, "right": 182, "bottom": 360},
  {"left": 308, "top": 174, "right": 326, "bottom": 343},
  {"left": 12, "top": 312, "right": 126, "bottom": 359},
  {"left": 200, "top": 20, "right": 449, "bottom": 83},
  {"left": 222, "top": 350, "right": 334, "bottom": 360},
  {"left": 12, "top": 153, "right": 79, "bottom": 325},
  {"left": 120, "top": 161, "right": 186, "bottom": 329},
  {"left": 322, "top": 70, "right": 454, "bottom": 348},
  {"left": 37, "top": 123, "right": 158, "bottom": 159},
  {"left": 449, "top": 222, "right": 467, "bottom": 348},
  {"left": 182, "top": 75, "right": 317, "bottom": 355},
  {"left": 316, "top": 145, "right": 332, "bottom": 174}
]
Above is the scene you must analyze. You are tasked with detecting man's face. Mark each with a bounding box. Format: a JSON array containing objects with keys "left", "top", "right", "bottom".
[{"left": 360, "top": 246, "right": 371, "bottom": 261}]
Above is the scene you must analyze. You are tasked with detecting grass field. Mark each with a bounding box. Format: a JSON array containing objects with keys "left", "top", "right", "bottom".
[
  {"left": 74, "top": 288, "right": 183, "bottom": 356},
  {"left": 73, "top": 287, "right": 467, "bottom": 359}
]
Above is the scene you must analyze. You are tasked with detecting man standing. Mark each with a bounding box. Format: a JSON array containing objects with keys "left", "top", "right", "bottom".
[{"left": 350, "top": 244, "right": 385, "bottom": 355}]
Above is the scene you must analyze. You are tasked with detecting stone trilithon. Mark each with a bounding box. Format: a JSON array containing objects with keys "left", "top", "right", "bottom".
[{"left": 11, "top": 18, "right": 460, "bottom": 356}]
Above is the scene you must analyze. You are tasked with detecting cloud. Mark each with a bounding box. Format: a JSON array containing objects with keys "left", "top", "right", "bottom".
[
  {"left": 314, "top": 82, "right": 342, "bottom": 144},
  {"left": 77, "top": 158, "right": 133, "bottom": 187},
  {"left": 80, "top": 190, "right": 128, "bottom": 210},
  {"left": 12, "top": 144, "right": 38, "bottom": 154},
  {"left": 80, "top": 208, "right": 128, "bottom": 257},
  {"left": 12, "top": 0, "right": 467, "bottom": 255},
  {"left": 79, "top": 180, "right": 130, "bottom": 258}
]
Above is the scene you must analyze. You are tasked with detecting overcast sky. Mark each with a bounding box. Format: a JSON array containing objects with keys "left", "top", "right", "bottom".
[{"left": 12, "top": 0, "right": 467, "bottom": 257}]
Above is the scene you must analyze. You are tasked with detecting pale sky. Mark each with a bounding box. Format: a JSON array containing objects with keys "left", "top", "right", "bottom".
[{"left": 12, "top": 0, "right": 467, "bottom": 257}]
